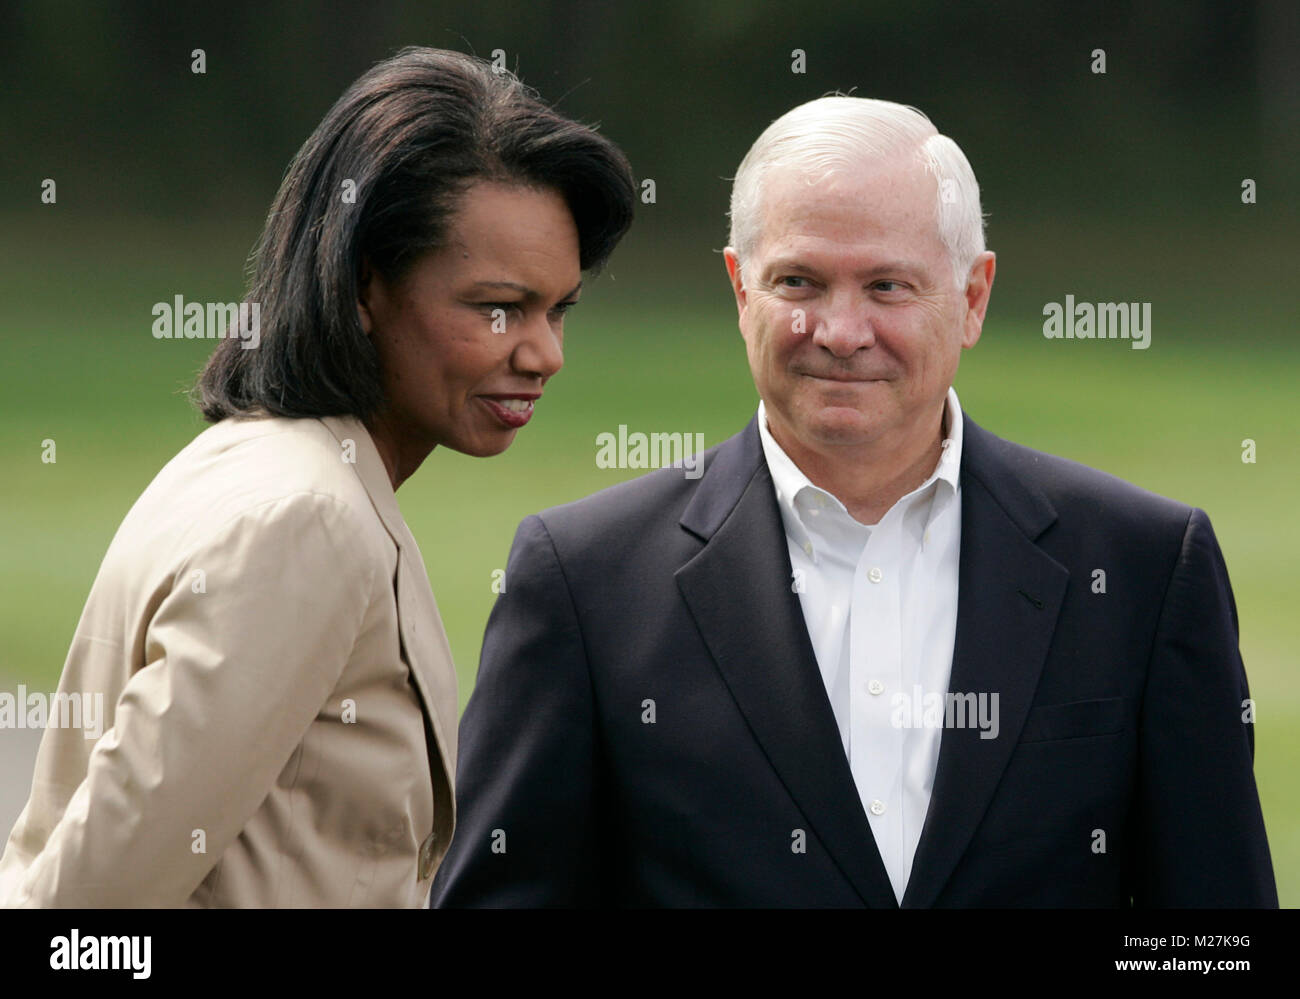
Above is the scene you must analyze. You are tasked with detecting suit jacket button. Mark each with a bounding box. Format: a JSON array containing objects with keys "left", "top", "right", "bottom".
[{"left": 418, "top": 832, "right": 437, "bottom": 881}]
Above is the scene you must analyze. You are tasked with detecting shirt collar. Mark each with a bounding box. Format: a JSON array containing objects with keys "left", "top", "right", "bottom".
[{"left": 757, "top": 387, "right": 964, "bottom": 561}]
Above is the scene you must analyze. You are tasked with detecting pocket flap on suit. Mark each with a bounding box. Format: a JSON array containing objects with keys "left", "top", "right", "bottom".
[{"left": 1018, "top": 696, "right": 1125, "bottom": 743}]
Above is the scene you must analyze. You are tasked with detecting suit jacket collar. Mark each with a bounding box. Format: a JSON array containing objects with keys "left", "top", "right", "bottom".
[
  {"left": 676, "top": 410, "right": 1069, "bottom": 907},
  {"left": 902, "top": 413, "right": 1068, "bottom": 907},
  {"left": 676, "top": 414, "right": 899, "bottom": 907}
]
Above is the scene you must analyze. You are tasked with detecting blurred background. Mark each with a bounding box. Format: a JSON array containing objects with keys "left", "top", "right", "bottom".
[{"left": 1, "top": 0, "right": 1296, "bottom": 903}]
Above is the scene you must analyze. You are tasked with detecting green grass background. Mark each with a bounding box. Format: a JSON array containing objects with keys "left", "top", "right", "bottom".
[{"left": 2, "top": 216, "right": 1295, "bottom": 904}]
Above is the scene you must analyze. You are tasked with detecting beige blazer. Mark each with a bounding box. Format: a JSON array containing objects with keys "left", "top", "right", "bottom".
[{"left": 0, "top": 414, "right": 457, "bottom": 907}]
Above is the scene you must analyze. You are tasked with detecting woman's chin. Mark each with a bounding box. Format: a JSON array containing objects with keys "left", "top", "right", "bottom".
[{"left": 453, "top": 429, "right": 518, "bottom": 458}]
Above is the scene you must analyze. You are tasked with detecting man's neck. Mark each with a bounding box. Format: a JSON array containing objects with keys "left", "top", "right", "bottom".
[{"left": 768, "top": 403, "right": 948, "bottom": 526}]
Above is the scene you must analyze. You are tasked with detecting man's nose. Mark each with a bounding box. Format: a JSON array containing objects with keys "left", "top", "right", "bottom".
[{"left": 809, "top": 295, "right": 876, "bottom": 357}]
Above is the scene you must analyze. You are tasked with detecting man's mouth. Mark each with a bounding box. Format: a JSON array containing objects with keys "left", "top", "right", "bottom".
[{"left": 803, "top": 373, "right": 885, "bottom": 382}]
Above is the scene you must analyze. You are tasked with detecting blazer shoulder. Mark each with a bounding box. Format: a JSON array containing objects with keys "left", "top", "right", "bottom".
[
  {"left": 966, "top": 419, "right": 1195, "bottom": 537},
  {"left": 533, "top": 431, "right": 743, "bottom": 546},
  {"left": 119, "top": 416, "right": 391, "bottom": 566},
  {"left": 174, "top": 415, "right": 363, "bottom": 494}
]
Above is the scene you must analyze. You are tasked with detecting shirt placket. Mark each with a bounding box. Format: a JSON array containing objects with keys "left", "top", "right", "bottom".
[{"left": 850, "top": 511, "right": 905, "bottom": 894}]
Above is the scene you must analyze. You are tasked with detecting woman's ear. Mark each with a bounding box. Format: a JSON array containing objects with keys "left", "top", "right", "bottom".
[{"left": 357, "top": 257, "right": 376, "bottom": 336}]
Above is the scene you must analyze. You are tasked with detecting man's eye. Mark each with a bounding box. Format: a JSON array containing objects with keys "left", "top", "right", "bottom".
[
  {"left": 874, "top": 281, "right": 903, "bottom": 293},
  {"left": 778, "top": 276, "right": 808, "bottom": 288}
]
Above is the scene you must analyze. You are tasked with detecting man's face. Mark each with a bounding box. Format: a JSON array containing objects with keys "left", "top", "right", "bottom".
[{"left": 724, "top": 155, "right": 994, "bottom": 460}]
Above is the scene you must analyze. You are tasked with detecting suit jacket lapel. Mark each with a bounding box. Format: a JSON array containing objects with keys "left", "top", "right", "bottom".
[
  {"left": 900, "top": 414, "right": 1068, "bottom": 907},
  {"left": 675, "top": 417, "right": 899, "bottom": 908}
]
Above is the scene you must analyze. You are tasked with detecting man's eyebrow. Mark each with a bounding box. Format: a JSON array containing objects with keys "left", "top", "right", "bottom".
[
  {"left": 762, "top": 257, "right": 927, "bottom": 278},
  {"left": 760, "top": 259, "right": 818, "bottom": 276},
  {"left": 468, "top": 280, "right": 584, "bottom": 300}
]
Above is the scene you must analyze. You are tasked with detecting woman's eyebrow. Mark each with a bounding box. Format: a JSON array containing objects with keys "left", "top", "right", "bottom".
[
  {"left": 469, "top": 279, "right": 584, "bottom": 299},
  {"left": 469, "top": 280, "right": 533, "bottom": 294}
]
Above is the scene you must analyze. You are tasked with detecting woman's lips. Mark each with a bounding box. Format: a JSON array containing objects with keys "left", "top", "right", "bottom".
[{"left": 480, "top": 396, "right": 536, "bottom": 428}]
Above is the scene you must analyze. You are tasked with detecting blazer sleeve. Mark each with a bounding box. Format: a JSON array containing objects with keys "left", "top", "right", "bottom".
[
  {"left": 430, "top": 514, "right": 602, "bottom": 906},
  {"left": 1131, "top": 507, "right": 1278, "bottom": 907},
  {"left": 5, "top": 492, "right": 378, "bottom": 907}
]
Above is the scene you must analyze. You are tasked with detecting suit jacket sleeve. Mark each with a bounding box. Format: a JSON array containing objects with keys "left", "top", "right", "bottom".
[
  {"left": 5, "top": 493, "right": 377, "bottom": 907},
  {"left": 430, "top": 514, "right": 602, "bottom": 906},
  {"left": 1132, "top": 507, "right": 1277, "bottom": 906}
]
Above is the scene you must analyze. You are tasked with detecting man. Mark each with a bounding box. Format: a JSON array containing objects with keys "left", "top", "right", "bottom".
[{"left": 431, "top": 96, "right": 1277, "bottom": 906}]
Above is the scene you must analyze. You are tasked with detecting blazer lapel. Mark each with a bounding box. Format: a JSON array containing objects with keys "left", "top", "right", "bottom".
[
  {"left": 675, "top": 417, "right": 899, "bottom": 908},
  {"left": 900, "top": 414, "right": 1069, "bottom": 908},
  {"left": 317, "top": 416, "right": 459, "bottom": 836}
]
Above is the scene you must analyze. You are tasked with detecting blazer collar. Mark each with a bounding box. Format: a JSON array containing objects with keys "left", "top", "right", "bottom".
[
  {"left": 317, "top": 415, "right": 408, "bottom": 549},
  {"left": 678, "top": 413, "right": 766, "bottom": 542},
  {"left": 676, "top": 415, "right": 900, "bottom": 906},
  {"left": 676, "top": 409, "right": 1069, "bottom": 907},
  {"left": 901, "top": 411, "right": 1068, "bottom": 907},
  {"left": 956, "top": 412, "right": 1057, "bottom": 540},
  {"left": 315, "top": 414, "right": 460, "bottom": 855}
]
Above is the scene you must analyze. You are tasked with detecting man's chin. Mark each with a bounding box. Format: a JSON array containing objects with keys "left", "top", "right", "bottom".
[
  {"left": 765, "top": 397, "right": 892, "bottom": 451},
  {"left": 803, "top": 407, "right": 887, "bottom": 444}
]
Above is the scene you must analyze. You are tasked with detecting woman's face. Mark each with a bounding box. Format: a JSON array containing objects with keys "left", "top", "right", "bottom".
[{"left": 359, "top": 181, "right": 581, "bottom": 472}]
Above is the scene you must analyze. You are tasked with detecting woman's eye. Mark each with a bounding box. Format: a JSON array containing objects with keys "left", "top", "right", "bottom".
[{"left": 549, "top": 301, "right": 577, "bottom": 317}]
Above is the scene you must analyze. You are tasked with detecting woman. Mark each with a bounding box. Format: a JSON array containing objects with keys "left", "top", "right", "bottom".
[{"left": 0, "top": 47, "right": 634, "bottom": 907}]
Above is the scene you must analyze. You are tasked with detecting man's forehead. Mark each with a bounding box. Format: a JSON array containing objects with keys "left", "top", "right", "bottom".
[
  {"left": 762, "top": 154, "right": 934, "bottom": 210},
  {"left": 754, "top": 159, "right": 942, "bottom": 259}
]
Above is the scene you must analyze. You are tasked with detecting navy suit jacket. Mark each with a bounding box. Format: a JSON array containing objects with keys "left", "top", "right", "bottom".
[{"left": 431, "top": 412, "right": 1277, "bottom": 907}]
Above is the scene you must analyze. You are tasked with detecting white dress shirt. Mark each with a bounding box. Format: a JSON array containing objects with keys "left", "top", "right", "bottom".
[{"left": 757, "top": 387, "right": 963, "bottom": 903}]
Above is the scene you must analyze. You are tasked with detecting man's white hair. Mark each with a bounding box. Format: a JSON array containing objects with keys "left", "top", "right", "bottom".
[{"left": 728, "top": 95, "right": 986, "bottom": 288}]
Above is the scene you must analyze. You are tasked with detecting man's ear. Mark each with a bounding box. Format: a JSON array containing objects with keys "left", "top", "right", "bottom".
[
  {"left": 961, "top": 251, "right": 996, "bottom": 349},
  {"left": 723, "top": 247, "right": 747, "bottom": 320}
]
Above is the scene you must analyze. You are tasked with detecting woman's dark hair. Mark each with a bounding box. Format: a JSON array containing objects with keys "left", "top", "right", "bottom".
[{"left": 195, "top": 46, "right": 636, "bottom": 422}]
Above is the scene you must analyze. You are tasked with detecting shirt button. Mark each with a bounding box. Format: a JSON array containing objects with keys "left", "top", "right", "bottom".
[
  {"left": 870, "top": 799, "right": 886, "bottom": 816},
  {"left": 867, "top": 567, "right": 883, "bottom": 583},
  {"left": 418, "top": 832, "right": 437, "bottom": 881},
  {"left": 867, "top": 679, "right": 884, "bottom": 695}
]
